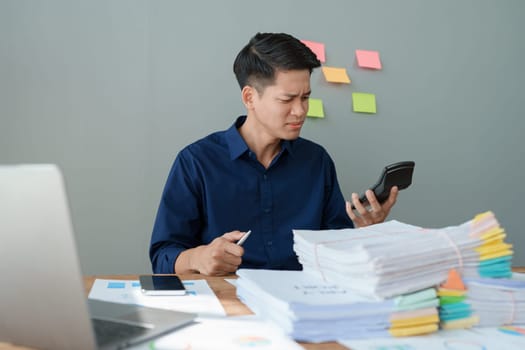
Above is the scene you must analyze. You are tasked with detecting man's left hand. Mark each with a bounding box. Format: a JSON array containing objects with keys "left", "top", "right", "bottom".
[{"left": 346, "top": 186, "right": 398, "bottom": 227}]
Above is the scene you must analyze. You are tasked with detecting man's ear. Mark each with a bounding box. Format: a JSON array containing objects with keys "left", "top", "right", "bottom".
[{"left": 241, "top": 85, "right": 256, "bottom": 110}]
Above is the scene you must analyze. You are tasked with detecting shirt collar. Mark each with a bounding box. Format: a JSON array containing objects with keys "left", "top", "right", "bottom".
[
  {"left": 226, "top": 116, "right": 250, "bottom": 160},
  {"left": 225, "top": 115, "right": 295, "bottom": 160}
]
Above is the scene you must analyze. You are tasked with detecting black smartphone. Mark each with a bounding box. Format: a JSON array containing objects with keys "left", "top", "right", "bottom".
[
  {"left": 139, "top": 275, "right": 186, "bottom": 296},
  {"left": 352, "top": 161, "right": 415, "bottom": 209}
]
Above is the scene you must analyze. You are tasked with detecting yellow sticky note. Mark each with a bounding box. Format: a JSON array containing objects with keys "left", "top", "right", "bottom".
[
  {"left": 390, "top": 314, "right": 439, "bottom": 328},
  {"left": 389, "top": 323, "right": 438, "bottom": 337},
  {"left": 437, "top": 289, "right": 466, "bottom": 297},
  {"left": 307, "top": 98, "right": 324, "bottom": 118},
  {"left": 301, "top": 40, "right": 326, "bottom": 63},
  {"left": 441, "top": 315, "right": 480, "bottom": 330},
  {"left": 355, "top": 49, "right": 382, "bottom": 70},
  {"left": 321, "top": 66, "right": 351, "bottom": 84},
  {"left": 352, "top": 92, "right": 376, "bottom": 114}
]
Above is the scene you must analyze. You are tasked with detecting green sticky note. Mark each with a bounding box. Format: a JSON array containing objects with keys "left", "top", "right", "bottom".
[
  {"left": 307, "top": 98, "right": 325, "bottom": 118},
  {"left": 352, "top": 92, "right": 376, "bottom": 114},
  {"left": 395, "top": 298, "right": 439, "bottom": 311},
  {"left": 395, "top": 288, "right": 437, "bottom": 306},
  {"left": 439, "top": 295, "right": 466, "bottom": 305}
]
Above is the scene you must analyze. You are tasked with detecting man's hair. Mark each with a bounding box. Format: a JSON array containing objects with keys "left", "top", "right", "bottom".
[{"left": 233, "top": 32, "right": 321, "bottom": 92}]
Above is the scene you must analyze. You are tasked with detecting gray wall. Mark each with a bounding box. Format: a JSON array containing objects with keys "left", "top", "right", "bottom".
[{"left": 1, "top": 0, "right": 524, "bottom": 274}]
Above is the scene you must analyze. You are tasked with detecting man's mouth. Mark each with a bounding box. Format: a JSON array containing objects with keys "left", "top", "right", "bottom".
[{"left": 288, "top": 121, "right": 303, "bottom": 128}]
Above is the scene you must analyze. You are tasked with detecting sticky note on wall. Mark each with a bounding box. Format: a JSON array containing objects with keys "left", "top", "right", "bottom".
[
  {"left": 301, "top": 40, "right": 326, "bottom": 63},
  {"left": 307, "top": 98, "right": 324, "bottom": 118},
  {"left": 321, "top": 66, "right": 351, "bottom": 84},
  {"left": 352, "top": 92, "right": 376, "bottom": 114},
  {"left": 355, "top": 49, "right": 382, "bottom": 70}
]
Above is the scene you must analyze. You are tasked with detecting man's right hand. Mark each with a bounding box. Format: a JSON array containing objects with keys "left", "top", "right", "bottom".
[{"left": 175, "top": 231, "right": 245, "bottom": 276}]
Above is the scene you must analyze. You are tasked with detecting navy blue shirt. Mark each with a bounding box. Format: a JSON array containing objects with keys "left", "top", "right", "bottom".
[{"left": 150, "top": 116, "right": 354, "bottom": 273}]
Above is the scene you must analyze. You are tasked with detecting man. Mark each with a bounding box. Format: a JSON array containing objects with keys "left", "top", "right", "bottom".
[{"left": 150, "top": 32, "right": 398, "bottom": 276}]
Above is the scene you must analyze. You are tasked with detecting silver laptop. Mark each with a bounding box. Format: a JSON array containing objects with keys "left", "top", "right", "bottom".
[{"left": 0, "top": 164, "right": 196, "bottom": 350}]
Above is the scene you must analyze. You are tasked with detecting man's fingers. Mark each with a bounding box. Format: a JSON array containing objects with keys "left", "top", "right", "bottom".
[
  {"left": 365, "top": 190, "right": 381, "bottom": 210},
  {"left": 346, "top": 201, "right": 357, "bottom": 221},
  {"left": 347, "top": 187, "right": 400, "bottom": 228},
  {"left": 222, "top": 230, "right": 245, "bottom": 243},
  {"left": 210, "top": 235, "right": 244, "bottom": 258},
  {"left": 201, "top": 248, "right": 242, "bottom": 276},
  {"left": 350, "top": 192, "right": 374, "bottom": 227},
  {"left": 225, "top": 243, "right": 244, "bottom": 258},
  {"left": 197, "top": 234, "right": 246, "bottom": 275},
  {"left": 351, "top": 192, "right": 368, "bottom": 215},
  {"left": 383, "top": 186, "right": 399, "bottom": 211}
]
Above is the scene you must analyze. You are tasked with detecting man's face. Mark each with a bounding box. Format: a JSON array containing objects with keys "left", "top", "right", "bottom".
[{"left": 250, "top": 69, "right": 311, "bottom": 140}]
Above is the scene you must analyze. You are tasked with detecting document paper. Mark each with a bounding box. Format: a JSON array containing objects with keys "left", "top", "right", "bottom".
[{"left": 88, "top": 279, "right": 226, "bottom": 316}]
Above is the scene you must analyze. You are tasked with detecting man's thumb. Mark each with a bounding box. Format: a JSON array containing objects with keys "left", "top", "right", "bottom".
[{"left": 222, "top": 230, "right": 245, "bottom": 242}]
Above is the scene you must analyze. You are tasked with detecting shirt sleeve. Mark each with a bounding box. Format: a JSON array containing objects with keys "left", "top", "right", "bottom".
[
  {"left": 321, "top": 152, "right": 355, "bottom": 230},
  {"left": 149, "top": 149, "right": 204, "bottom": 273}
]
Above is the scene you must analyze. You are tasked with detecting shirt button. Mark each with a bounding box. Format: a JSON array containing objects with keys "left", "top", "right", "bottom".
[
  {"left": 263, "top": 174, "right": 267, "bottom": 180},
  {"left": 264, "top": 208, "right": 271, "bottom": 213},
  {"left": 267, "top": 241, "right": 273, "bottom": 246}
]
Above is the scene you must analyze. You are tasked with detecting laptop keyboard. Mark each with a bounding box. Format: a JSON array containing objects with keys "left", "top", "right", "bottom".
[{"left": 92, "top": 318, "right": 150, "bottom": 347}]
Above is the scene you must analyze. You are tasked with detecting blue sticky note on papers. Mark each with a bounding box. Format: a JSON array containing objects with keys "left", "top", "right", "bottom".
[{"left": 107, "top": 282, "right": 126, "bottom": 289}]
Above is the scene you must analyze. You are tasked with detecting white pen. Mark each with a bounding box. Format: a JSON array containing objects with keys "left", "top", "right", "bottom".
[{"left": 236, "top": 230, "right": 252, "bottom": 246}]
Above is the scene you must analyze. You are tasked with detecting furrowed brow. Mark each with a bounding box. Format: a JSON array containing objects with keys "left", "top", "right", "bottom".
[{"left": 282, "top": 90, "right": 311, "bottom": 98}]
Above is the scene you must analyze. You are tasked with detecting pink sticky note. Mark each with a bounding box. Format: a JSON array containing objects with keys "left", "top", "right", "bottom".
[
  {"left": 355, "top": 49, "right": 382, "bottom": 70},
  {"left": 301, "top": 40, "right": 326, "bottom": 63}
]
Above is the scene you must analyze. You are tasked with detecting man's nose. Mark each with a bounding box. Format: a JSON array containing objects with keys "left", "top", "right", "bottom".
[{"left": 291, "top": 100, "right": 306, "bottom": 116}]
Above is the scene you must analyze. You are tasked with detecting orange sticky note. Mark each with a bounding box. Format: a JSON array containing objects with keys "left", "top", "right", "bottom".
[
  {"left": 321, "top": 66, "right": 351, "bottom": 84},
  {"left": 355, "top": 49, "right": 382, "bottom": 70},
  {"left": 301, "top": 40, "right": 326, "bottom": 63},
  {"left": 441, "top": 269, "right": 466, "bottom": 291}
]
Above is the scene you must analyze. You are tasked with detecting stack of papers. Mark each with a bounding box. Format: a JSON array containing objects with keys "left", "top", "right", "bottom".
[
  {"left": 293, "top": 211, "right": 512, "bottom": 300},
  {"left": 437, "top": 269, "right": 479, "bottom": 329},
  {"left": 465, "top": 273, "right": 525, "bottom": 326},
  {"left": 236, "top": 269, "right": 440, "bottom": 342}
]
